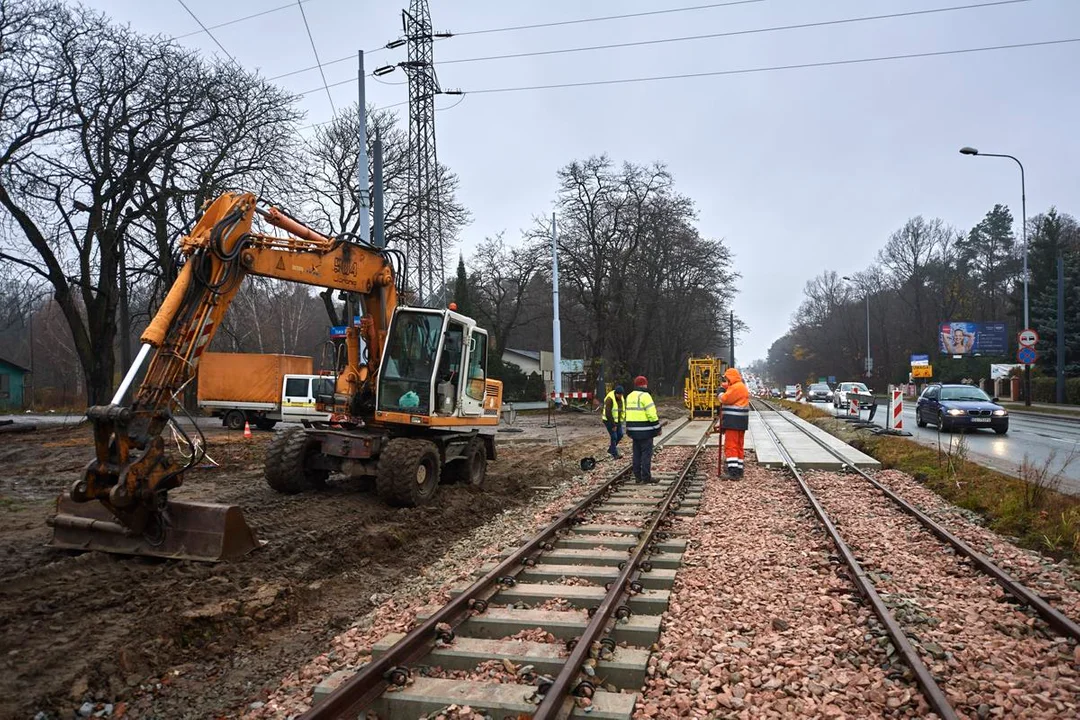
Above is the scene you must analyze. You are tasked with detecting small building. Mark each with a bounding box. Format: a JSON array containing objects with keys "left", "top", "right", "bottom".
[
  {"left": 502, "top": 348, "right": 542, "bottom": 376},
  {"left": 0, "top": 356, "right": 30, "bottom": 412}
]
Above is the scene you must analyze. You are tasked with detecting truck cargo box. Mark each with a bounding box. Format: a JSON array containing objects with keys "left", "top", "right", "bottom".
[{"left": 197, "top": 353, "right": 314, "bottom": 404}]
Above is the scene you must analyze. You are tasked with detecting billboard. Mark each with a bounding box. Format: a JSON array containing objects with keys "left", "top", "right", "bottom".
[{"left": 938, "top": 322, "right": 1007, "bottom": 356}]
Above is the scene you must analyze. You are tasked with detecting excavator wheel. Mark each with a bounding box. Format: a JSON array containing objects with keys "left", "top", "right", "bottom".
[
  {"left": 264, "top": 427, "right": 328, "bottom": 494},
  {"left": 376, "top": 438, "right": 441, "bottom": 507},
  {"left": 443, "top": 438, "right": 487, "bottom": 487}
]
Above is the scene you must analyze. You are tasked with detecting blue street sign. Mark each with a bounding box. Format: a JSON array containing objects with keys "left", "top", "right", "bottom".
[
  {"left": 1017, "top": 346, "right": 1037, "bottom": 365},
  {"left": 330, "top": 325, "right": 347, "bottom": 338},
  {"left": 910, "top": 354, "right": 930, "bottom": 366},
  {"left": 827, "top": 376, "right": 836, "bottom": 384}
]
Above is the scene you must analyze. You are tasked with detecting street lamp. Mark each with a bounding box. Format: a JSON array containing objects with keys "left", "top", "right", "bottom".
[
  {"left": 959, "top": 145, "right": 1030, "bottom": 405},
  {"left": 842, "top": 276, "right": 871, "bottom": 380}
]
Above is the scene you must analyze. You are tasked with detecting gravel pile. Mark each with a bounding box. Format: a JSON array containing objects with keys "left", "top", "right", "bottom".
[
  {"left": 873, "top": 468, "right": 1080, "bottom": 618},
  {"left": 246, "top": 447, "right": 631, "bottom": 718},
  {"left": 640, "top": 462, "right": 930, "bottom": 718},
  {"left": 805, "top": 469, "right": 1080, "bottom": 718}
]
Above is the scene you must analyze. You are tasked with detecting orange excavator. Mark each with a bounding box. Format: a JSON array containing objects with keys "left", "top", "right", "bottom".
[{"left": 48, "top": 192, "right": 503, "bottom": 561}]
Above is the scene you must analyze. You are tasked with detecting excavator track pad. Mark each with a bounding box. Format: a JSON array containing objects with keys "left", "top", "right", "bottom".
[{"left": 48, "top": 495, "right": 262, "bottom": 562}]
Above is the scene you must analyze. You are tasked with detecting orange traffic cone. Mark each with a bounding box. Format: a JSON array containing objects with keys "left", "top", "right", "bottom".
[{"left": 243, "top": 420, "right": 252, "bottom": 439}]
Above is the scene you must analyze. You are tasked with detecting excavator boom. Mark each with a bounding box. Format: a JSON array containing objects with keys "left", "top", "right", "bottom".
[{"left": 50, "top": 192, "right": 400, "bottom": 561}]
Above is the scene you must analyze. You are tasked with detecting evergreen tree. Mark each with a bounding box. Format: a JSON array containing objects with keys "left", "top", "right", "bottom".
[
  {"left": 453, "top": 255, "right": 473, "bottom": 317},
  {"left": 1028, "top": 209, "right": 1080, "bottom": 374},
  {"left": 957, "top": 204, "right": 1018, "bottom": 320}
]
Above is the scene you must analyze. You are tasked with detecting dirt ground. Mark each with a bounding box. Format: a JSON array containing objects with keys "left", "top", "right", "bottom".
[{"left": 0, "top": 402, "right": 681, "bottom": 720}]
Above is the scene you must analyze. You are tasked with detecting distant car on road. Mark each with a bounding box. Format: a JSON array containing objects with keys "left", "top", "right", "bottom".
[
  {"left": 832, "top": 381, "right": 869, "bottom": 409},
  {"left": 807, "top": 383, "right": 832, "bottom": 402},
  {"left": 771, "top": 388, "right": 782, "bottom": 398},
  {"left": 916, "top": 383, "right": 1008, "bottom": 434},
  {"left": 783, "top": 385, "right": 798, "bottom": 399}
]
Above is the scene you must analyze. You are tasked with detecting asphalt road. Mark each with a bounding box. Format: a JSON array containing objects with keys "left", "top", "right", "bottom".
[{"left": 809, "top": 401, "right": 1080, "bottom": 495}]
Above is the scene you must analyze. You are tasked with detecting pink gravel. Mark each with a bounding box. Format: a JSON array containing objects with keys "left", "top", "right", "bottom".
[
  {"left": 804, "top": 469, "right": 1080, "bottom": 718},
  {"left": 873, "top": 468, "right": 1080, "bottom": 619},
  {"left": 641, "top": 462, "right": 931, "bottom": 718}
]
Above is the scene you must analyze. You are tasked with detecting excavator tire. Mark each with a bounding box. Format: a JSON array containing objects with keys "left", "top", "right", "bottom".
[
  {"left": 443, "top": 438, "right": 486, "bottom": 487},
  {"left": 376, "top": 438, "right": 440, "bottom": 507},
  {"left": 264, "top": 427, "right": 328, "bottom": 494}
]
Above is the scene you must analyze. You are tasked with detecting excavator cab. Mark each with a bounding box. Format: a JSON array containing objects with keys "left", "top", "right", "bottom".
[{"left": 375, "top": 307, "right": 491, "bottom": 422}]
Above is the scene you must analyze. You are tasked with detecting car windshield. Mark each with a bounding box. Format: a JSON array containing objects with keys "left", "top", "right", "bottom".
[
  {"left": 810, "top": 384, "right": 828, "bottom": 391},
  {"left": 940, "top": 386, "right": 991, "bottom": 402},
  {"left": 843, "top": 383, "right": 868, "bottom": 392}
]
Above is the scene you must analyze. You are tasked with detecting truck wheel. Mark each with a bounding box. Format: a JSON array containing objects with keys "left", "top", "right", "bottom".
[
  {"left": 255, "top": 418, "right": 278, "bottom": 431},
  {"left": 264, "top": 427, "right": 328, "bottom": 494},
  {"left": 376, "top": 438, "right": 440, "bottom": 507},
  {"left": 224, "top": 410, "right": 246, "bottom": 431},
  {"left": 443, "top": 438, "right": 486, "bottom": 487}
]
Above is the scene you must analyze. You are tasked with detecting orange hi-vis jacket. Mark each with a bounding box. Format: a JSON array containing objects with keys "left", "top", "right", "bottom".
[{"left": 719, "top": 368, "right": 750, "bottom": 430}]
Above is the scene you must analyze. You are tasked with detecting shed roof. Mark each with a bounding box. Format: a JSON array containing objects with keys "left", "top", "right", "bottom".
[{"left": 0, "top": 356, "right": 30, "bottom": 373}]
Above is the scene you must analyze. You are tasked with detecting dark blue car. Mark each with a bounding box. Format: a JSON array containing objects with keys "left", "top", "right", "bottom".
[{"left": 915, "top": 383, "right": 1009, "bottom": 434}]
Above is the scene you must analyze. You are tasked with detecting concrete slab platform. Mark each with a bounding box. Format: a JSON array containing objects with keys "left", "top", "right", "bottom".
[
  {"left": 369, "top": 676, "right": 636, "bottom": 719},
  {"left": 373, "top": 633, "right": 651, "bottom": 688},
  {"left": 417, "top": 606, "right": 662, "bottom": 646},
  {"left": 661, "top": 419, "right": 712, "bottom": 446},
  {"left": 750, "top": 410, "right": 880, "bottom": 470}
]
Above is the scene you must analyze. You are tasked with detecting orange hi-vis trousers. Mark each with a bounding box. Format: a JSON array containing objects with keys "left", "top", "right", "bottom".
[{"left": 723, "top": 429, "right": 745, "bottom": 475}]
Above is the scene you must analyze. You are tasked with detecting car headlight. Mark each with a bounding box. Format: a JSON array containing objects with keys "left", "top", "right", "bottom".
[
  {"left": 993, "top": 409, "right": 1008, "bottom": 416},
  {"left": 947, "top": 408, "right": 965, "bottom": 416}
]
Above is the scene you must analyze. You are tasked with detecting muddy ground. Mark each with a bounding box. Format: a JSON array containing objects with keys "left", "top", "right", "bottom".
[{"left": 0, "top": 404, "right": 677, "bottom": 719}]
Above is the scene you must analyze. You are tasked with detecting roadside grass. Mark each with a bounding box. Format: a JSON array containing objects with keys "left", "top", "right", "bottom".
[{"left": 780, "top": 400, "right": 1080, "bottom": 561}]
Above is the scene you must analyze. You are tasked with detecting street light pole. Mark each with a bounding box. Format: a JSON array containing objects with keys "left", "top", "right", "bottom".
[
  {"left": 959, "top": 146, "right": 1030, "bottom": 406},
  {"left": 842, "top": 276, "right": 871, "bottom": 380}
]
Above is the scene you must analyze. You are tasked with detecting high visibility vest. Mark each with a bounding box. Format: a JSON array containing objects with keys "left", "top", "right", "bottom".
[
  {"left": 719, "top": 381, "right": 750, "bottom": 430},
  {"left": 603, "top": 390, "right": 626, "bottom": 423},
  {"left": 625, "top": 389, "right": 659, "bottom": 437}
]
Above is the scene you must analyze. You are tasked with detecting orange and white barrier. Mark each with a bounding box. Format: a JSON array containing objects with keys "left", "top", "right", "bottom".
[
  {"left": 551, "top": 391, "right": 593, "bottom": 400},
  {"left": 888, "top": 386, "right": 904, "bottom": 430},
  {"left": 848, "top": 395, "right": 860, "bottom": 417}
]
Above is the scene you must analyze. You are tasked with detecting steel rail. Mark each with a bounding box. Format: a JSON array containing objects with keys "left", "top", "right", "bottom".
[
  {"left": 762, "top": 399, "right": 1080, "bottom": 643},
  {"left": 532, "top": 435, "right": 706, "bottom": 719},
  {"left": 752, "top": 402, "right": 959, "bottom": 720},
  {"left": 300, "top": 418, "right": 692, "bottom": 719}
]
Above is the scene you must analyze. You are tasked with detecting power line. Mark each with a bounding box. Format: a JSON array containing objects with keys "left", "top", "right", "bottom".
[
  {"left": 174, "top": 0, "right": 235, "bottom": 63},
  {"left": 268, "top": 0, "right": 762, "bottom": 83},
  {"left": 455, "top": 0, "right": 767, "bottom": 37},
  {"left": 462, "top": 38, "right": 1080, "bottom": 95},
  {"left": 295, "top": 0, "right": 335, "bottom": 112},
  {"left": 441, "top": 0, "right": 1033, "bottom": 66},
  {"left": 293, "top": 0, "right": 1031, "bottom": 97},
  {"left": 175, "top": 0, "right": 318, "bottom": 40}
]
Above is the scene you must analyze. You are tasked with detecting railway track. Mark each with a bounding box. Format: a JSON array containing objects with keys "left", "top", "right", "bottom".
[
  {"left": 752, "top": 398, "right": 1080, "bottom": 719},
  {"left": 301, "top": 419, "right": 708, "bottom": 720}
]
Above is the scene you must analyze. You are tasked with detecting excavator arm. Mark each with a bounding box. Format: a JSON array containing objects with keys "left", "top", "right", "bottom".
[{"left": 52, "top": 192, "right": 399, "bottom": 560}]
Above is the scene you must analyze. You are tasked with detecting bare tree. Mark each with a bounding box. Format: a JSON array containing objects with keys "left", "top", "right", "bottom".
[{"left": 468, "top": 232, "right": 544, "bottom": 360}]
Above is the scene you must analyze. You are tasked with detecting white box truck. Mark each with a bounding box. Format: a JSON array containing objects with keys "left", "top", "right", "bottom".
[{"left": 197, "top": 352, "right": 332, "bottom": 431}]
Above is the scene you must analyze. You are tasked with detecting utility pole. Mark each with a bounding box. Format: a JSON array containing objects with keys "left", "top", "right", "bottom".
[
  {"left": 357, "top": 50, "right": 370, "bottom": 245},
  {"left": 729, "top": 311, "right": 735, "bottom": 368},
  {"left": 373, "top": 128, "right": 386, "bottom": 249},
  {"left": 1057, "top": 251, "right": 1066, "bottom": 404},
  {"left": 552, "top": 213, "right": 562, "bottom": 403}
]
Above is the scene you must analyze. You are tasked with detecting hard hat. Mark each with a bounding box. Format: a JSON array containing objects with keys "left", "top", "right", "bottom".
[{"left": 634, "top": 375, "right": 648, "bottom": 388}]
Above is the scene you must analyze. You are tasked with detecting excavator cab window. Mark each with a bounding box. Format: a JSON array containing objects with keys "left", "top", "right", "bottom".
[
  {"left": 466, "top": 331, "right": 487, "bottom": 401},
  {"left": 378, "top": 309, "right": 443, "bottom": 413}
]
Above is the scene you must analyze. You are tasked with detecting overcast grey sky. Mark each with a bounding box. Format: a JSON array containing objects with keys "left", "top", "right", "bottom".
[{"left": 85, "top": 0, "right": 1079, "bottom": 363}]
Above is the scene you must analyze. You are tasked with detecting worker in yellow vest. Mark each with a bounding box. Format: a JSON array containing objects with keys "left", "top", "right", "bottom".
[
  {"left": 625, "top": 375, "right": 661, "bottom": 483},
  {"left": 603, "top": 384, "right": 626, "bottom": 460}
]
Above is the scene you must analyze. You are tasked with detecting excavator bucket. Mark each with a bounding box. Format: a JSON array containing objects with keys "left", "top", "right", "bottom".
[{"left": 48, "top": 495, "right": 262, "bottom": 562}]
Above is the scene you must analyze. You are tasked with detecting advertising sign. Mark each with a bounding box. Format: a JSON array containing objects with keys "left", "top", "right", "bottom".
[
  {"left": 910, "top": 354, "right": 930, "bottom": 366},
  {"left": 938, "top": 322, "right": 1007, "bottom": 355},
  {"left": 912, "top": 366, "right": 933, "bottom": 379}
]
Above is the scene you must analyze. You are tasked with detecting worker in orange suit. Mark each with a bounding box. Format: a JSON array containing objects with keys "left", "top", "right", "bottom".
[{"left": 718, "top": 367, "right": 750, "bottom": 479}]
